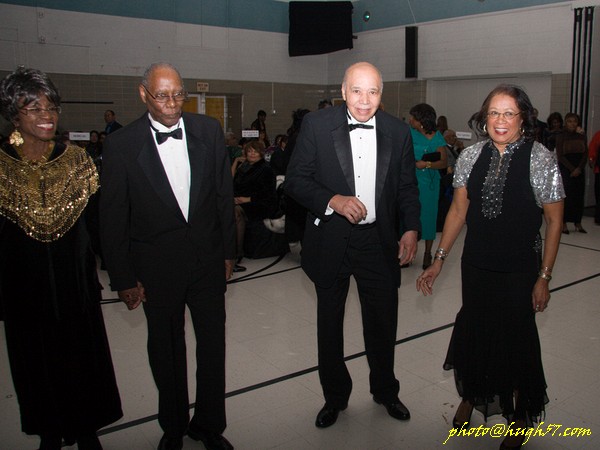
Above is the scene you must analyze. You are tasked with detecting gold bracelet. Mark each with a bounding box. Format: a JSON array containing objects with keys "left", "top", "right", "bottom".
[
  {"left": 538, "top": 272, "right": 552, "bottom": 281},
  {"left": 426, "top": 161, "right": 432, "bottom": 169}
]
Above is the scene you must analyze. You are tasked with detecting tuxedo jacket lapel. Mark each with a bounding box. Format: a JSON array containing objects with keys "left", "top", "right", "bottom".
[
  {"left": 375, "top": 120, "right": 392, "bottom": 209},
  {"left": 137, "top": 131, "right": 187, "bottom": 222},
  {"left": 185, "top": 119, "right": 206, "bottom": 220},
  {"left": 332, "top": 111, "right": 355, "bottom": 195}
]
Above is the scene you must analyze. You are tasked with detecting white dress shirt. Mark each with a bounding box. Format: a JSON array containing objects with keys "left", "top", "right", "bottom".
[
  {"left": 348, "top": 113, "right": 377, "bottom": 224},
  {"left": 148, "top": 114, "right": 191, "bottom": 221}
]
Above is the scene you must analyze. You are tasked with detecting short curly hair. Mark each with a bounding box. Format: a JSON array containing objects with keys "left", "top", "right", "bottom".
[{"left": 0, "top": 67, "right": 61, "bottom": 122}]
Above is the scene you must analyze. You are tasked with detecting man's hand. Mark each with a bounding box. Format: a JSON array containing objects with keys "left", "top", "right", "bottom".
[
  {"left": 398, "top": 230, "right": 418, "bottom": 265},
  {"left": 118, "top": 281, "right": 145, "bottom": 310},
  {"left": 329, "top": 194, "right": 367, "bottom": 224}
]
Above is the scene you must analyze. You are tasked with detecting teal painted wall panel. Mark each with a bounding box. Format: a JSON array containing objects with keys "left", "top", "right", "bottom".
[{"left": 0, "top": 0, "right": 569, "bottom": 33}]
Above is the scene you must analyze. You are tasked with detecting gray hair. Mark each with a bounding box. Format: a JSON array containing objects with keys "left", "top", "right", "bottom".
[{"left": 141, "top": 62, "right": 183, "bottom": 88}]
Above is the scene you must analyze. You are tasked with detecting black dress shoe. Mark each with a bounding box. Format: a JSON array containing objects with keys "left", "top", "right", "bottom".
[
  {"left": 187, "top": 427, "right": 233, "bottom": 450},
  {"left": 39, "top": 435, "right": 62, "bottom": 450},
  {"left": 233, "top": 264, "right": 246, "bottom": 273},
  {"left": 374, "top": 398, "right": 411, "bottom": 421},
  {"left": 77, "top": 433, "right": 103, "bottom": 450},
  {"left": 157, "top": 434, "right": 183, "bottom": 450},
  {"left": 315, "top": 404, "right": 346, "bottom": 428}
]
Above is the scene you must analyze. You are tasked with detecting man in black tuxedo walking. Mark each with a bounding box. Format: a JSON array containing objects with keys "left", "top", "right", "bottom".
[
  {"left": 100, "top": 62, "right": 235, "bottom": 450},
  {"left": 286, "top": 61, "right": 421, "bottom": 429}
]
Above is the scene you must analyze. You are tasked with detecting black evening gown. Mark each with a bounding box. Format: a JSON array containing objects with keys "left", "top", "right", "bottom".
[
  {"left": 0, "top": 143, "right": 122, "bottom": 438},
  {"left": 444, "top": 141, "right": 549, "bottom": 426}
]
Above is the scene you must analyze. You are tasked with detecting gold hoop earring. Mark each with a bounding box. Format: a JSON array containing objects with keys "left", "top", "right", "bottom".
[
  {"left": 482, "top": 123, "right": 487, "bottom": 133},
  {"left": 9, "top": 129, "right": 24, "bottom": 147},
  {"left": 520, "top": 126, "right": 525, "bottom": 135}
]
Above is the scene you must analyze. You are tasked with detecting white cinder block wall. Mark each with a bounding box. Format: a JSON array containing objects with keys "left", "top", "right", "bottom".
[
  {"left": 0, "top": 4, "right": 329, "bottom": 83},
  {"left": 327, "top": 4, "right": 575, "bottom": 83},
  {"left": 0, "top": 3, "right": 589, "bottom": 84}
]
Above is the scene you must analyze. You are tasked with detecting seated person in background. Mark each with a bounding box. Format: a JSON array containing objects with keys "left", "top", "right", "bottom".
[
  {"left": 232, "top": 140, "right": 280, "bottom": 267},
  {"left": 225, "top": 131, "right": 242, "bottom": 163},
  {"left": 265, "top": 134, "right": 287, "bottom": 166}
]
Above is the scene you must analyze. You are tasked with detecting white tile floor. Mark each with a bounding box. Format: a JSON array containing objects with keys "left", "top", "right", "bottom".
[{"left": 1, "top": 216, "right": 600, "bottom": 449}]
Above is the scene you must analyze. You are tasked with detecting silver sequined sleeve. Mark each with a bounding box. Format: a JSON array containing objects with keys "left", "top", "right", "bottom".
[
  {"left": 452, "top": 140, "right": 486, "bottom": 188},
  {"left": 530, "top": 141, "right": 565, "bottom": 207}
]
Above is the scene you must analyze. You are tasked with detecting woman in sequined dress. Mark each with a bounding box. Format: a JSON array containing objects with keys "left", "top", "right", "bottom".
[
  {"left": 0, "top": 67, "right": 122, "bottom": 450},
  {"left": 416, "top": 84, "right": 564, "bottom": 450}
]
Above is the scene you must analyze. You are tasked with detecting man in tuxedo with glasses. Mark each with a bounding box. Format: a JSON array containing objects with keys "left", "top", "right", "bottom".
[{"left": 100, "top": 62, "right": 235, "bottom": 450}]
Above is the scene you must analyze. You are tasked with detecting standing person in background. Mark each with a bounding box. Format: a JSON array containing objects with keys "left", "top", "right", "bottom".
[
  {"left": 409, "top": 103, "right": 448, "bottom": 269},
  {"left": 436, "top": 115, "right": 448, "bottom": 134},
  {"left": 417, "top": 84, "right": 564, "bottom": 450},
  {"left": 286, "top": 61, "right": 420, "bottom": 429},
  {"left": 589, "top": 130, "right": 600, "bottom": 225},
  {"left": 283, "top": 108, "right": 311, "bottom": 243},
  {"left": 0, "top": 66, "right": 122, "bottom": 450},
  {"left": 250, "top": 109, "right": 268, "bottom": 145},
  {"left": 556, "top": 112, "right": 588, "bottom": 234},
  {"left": 437, "top": 129, "right": 463, "bottom": 231},
  {"left": 103, "top": 109, "right": 122, "bottom": 134},
  {"left": 100, "top": 62, "right": 235, "bottom": 450},
  {"left": 544, "top": 111, "right": 563, "bottom": 150},
  {"left": 531, "top": 108, "right": 547, "bottom": 144}
]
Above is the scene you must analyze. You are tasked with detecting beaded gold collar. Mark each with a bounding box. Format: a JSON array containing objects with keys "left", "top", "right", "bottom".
[{"left": 0, "top": 144, "right": 99, "bottom": 242}]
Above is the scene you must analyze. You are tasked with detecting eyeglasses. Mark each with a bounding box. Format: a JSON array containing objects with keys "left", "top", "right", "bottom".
[
  {"left": 487, "top": 111, "right": 521, "bottom": 121},
  {"left": 20, "top": 106, "right": 61, "bottom": 116},
  {"left": 142, "top": 85, "right": 187, "bottom": 103}
]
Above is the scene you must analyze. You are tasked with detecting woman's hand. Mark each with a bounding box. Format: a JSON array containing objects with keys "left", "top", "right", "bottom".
[
  {"left": 531, "top": 278, "right": 550, "bottom": 312},
  {"left": 416, "top": 160, "right": 428, "bottom": 170},
  {"left": 416, "top": 260, "right": 442, "bottom": 296}
]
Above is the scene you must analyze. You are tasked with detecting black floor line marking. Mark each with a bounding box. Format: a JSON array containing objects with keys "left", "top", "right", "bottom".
[{"left": 97, "top": 272, "right": 600, "bottom": 436}]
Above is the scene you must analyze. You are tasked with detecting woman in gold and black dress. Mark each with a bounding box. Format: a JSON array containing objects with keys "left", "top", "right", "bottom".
[{"left": 0, "top": 67, "right": 122, "bottom": 450}]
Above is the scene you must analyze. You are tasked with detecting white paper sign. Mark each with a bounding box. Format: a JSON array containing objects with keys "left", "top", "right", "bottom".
[{"left": 69, "top": 132, "right": 90, "bottom": 141}]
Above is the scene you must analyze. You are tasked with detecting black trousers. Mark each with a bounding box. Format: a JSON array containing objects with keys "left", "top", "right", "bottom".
[
  {"left": 314, "top": 225, "right": 400, "bottom": 408},
  {"left": 143, "top": 263, "right": 226, "bottom": 438}
]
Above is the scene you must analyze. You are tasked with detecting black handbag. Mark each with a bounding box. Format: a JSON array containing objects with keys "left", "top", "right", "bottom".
[{"left": 421, "top": 151, "right": 441, "bottom": 162}]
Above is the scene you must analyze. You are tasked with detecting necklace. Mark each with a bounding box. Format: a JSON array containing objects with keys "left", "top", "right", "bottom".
[{"left": 14, "top": 141, "right": 55, "bottom": 169}]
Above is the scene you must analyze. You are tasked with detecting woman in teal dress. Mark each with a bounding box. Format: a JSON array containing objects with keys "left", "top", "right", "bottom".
[{"left": 409, "top": 103, "right": 447, "bottom": 269}]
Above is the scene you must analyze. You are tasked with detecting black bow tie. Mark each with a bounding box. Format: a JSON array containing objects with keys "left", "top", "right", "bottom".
[
  {"left": 150, "top": 123, "right": 183, "bottom": 144},
  {"left": 348, "top": 123, "right": 374, "bottom": 131}
]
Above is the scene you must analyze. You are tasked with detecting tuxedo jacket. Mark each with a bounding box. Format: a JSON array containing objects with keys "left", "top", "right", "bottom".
[
  {"left": 99, "top": 112, "right": 235, "bottom": 300},
  {"left": 285, "top": 105, "right": 420, "bottom": 288}
]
